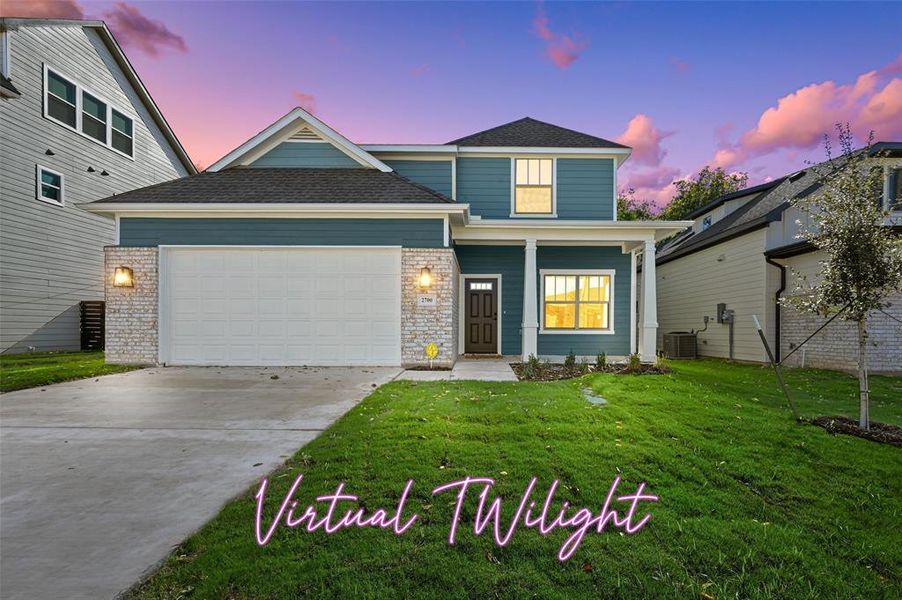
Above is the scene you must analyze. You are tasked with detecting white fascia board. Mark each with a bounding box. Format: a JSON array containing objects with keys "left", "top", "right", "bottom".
[
  {"left": 452, "top": 219, "right": 691, "bottom": 243},
  {"left": 362, "top": 145, "right": 458, "bottom": 153},
  {"left": 207, "top": 107, "right": 392, "bottom": 173},
  {"left": 457, "top": 146, "right": 631, "bottom": 156},
  {"left": 81, "top": 202, "right": 469, "bottom": 217}
]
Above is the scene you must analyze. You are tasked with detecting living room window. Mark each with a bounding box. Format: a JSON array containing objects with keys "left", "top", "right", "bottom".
[
  {"left": 514, "top": 158, "right": 554, "bottom": 215},
  {"left": 36, "top": 165, "right": 64, "bottom": 206},
  {"left": 541, "top": 270, "right": 613, "bottom": 332},
  {"left": 43, "top": 65, "right": 135, "bottom": 158}
]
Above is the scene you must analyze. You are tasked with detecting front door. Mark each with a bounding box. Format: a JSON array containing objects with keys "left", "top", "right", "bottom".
[{"left": 464, "top": 278, "right": 498, "bottom": 354}]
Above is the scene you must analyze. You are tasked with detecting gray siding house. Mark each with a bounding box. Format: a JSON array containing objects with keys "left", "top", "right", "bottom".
[
  {"left": 655, "top": 143, "right": 901, "bottom": 372},
  {"left": 0, "top": 18, "right": 194, "bottom": 353}
]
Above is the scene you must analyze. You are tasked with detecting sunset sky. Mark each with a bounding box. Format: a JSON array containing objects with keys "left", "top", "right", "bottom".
[{"left": 5, "top": 0, "right": 902, "bottom": 208}]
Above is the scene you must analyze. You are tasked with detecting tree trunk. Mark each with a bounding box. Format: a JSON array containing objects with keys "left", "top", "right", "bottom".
[{"left": 857, "top": 318, "right": 870, "bottom": 431}]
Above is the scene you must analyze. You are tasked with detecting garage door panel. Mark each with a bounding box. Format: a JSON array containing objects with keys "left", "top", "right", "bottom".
[{"left": 163, "top": 248, "right": 401, "bottom": 366}]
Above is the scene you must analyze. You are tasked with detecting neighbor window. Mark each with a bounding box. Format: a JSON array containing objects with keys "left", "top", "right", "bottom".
[
  {"left": 702, "top": 215, "right": 712, "bottom": 230},
  {"left": 514, "top": 158, "right": 553, "bottom": 214},
  {"left": 46, "top": 69, "right": 77, "bottom": 128},
  {"left": 542, "top": 272, "right": 612, "bottom": 331},
  {"left": 43, "top": 66, "right": 135, "bottom": 157},
  {"left": 36, "top": 165, "right": 63, "bottom": 205},
  {"left": 892, "top": 168, "right": 901, "bottom": 212}
]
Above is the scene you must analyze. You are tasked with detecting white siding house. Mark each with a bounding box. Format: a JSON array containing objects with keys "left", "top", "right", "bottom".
[{"left": 0, "top": 18, "right": 194, "bottom": 353}]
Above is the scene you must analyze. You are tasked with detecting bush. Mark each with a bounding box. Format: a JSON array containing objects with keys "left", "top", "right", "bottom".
[
  {"left": 595, "top": 353, "right": 607, "bottom": 370},
  {"left": 625, "top": 353, "right": 642, "bottom": 373},
  {"left": 522, "top": 354, "right": 543, "bottom": 379},
  {"left": 564, "top": 350, "right": 577, "bottom": 370},
  {"left": 578, "top": 358, "right": 591, "bottom": 375},
  {"left": 655, "top": 352, "right": 669, "bottom": 372}
]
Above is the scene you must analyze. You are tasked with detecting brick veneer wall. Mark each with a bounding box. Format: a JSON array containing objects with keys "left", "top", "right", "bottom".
[
  {"left": 401, "top": 248, "right": 459, "bottom": 368},
  {"left": 104, "top": 247, "right": 159, "bottom": 364},
  {"left": 781, "top": 290, "right": 902, "bottom": 373}
]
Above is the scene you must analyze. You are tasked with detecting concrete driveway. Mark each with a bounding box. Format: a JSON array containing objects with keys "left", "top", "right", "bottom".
[{"left": 0, "top": 366, "right": 400, "bottom": 600}]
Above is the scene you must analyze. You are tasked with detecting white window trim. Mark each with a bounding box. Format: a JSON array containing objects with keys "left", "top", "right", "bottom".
[
  {"left": 42, "top": 64, "right": 135, "bottom": 160},
  {"left": 510, "top": 157, "right": 557, "bottom": 218},
  {"left": 539, "top": 268, "right": 615, "bottom": 335},
  {"left": 36, "top": 164, "right": 64, "bottom": 206}
]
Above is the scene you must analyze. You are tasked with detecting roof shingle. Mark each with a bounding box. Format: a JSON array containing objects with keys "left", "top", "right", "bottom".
[
  {"left": 87, "top": 168, "right": 455, "bottom": 204},
  {"left": 448, "top": 117, "right": 628, "bottom": 149}
]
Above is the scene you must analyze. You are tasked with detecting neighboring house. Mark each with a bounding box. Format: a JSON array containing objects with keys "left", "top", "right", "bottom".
[
  {"left": 84, "top": 108, "right": 689, "bottom": 367},
  {"left": 655, "top": 143, "right": 902, "bottom": 372},
  {"left": 0, "top": 18, "right": 195, "bottom": 354}
]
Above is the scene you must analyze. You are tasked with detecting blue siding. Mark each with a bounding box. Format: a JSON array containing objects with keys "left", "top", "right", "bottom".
[
  {"left": 454, "top": 245, "right": 524, "bottom": 355},
  {"left": 556, "top": 159, "right": 615, "bottom": 220},
  {"left": 250, "top": 142, "right": 359, "bottom": 168},
  {"left": 384, "top": 160, "right": 452, "bottom": 197},
  {"left": 119, "top": 218, "right": 444, "bottom": 247},
  {"left": 537, "top": 246, "right": 631, "bottom": 356},
  {"left": 456, "top": 158, "right": 511, "bottom": 218}
]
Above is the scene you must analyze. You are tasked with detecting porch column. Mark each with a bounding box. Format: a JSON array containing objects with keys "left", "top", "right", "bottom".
[
  {"left": 639, "top": 239, "right": 658, "bottom": 362},
  {"left": 522, "top": 239, "right": 538, "bottom": 359}
]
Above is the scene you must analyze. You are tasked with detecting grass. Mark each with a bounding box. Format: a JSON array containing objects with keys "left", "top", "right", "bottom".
[
  {"left": 133, "top": 359, "right": 900, "bottom": 599},
  {"left": 0, "top": 351, "right": 142, "bottom": 393}
]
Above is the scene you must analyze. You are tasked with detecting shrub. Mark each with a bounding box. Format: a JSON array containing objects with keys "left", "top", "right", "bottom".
[
  {"left": 625, "top": 353, "right": 642, "bottom": 373},
  {"left": 655, "top": 352, "right": 669, "bottom": 372},
  {"left": 595, "top": 352, "right": 607, "bottom": 371},
  {"left": 564, "top": 350, "right": 577, "bottom": 370},
  {"left": 578, "top": 358, "right": 591, "bottom": 375},
  {"left": 522, "top": 354, "right": 543, "bottom": 379}
]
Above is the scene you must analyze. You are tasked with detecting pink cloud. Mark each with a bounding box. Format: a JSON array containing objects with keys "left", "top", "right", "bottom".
[
  {"left": 622, "top": 165, "right": 682, "bottom": 209},
  {"left": 670, "top": 57, "right": 689, "bottom": 74},
  {"left": 616, "top": 114, "right": 674, "bottom": 166},
  {"left": 711, "top": 54, "right": 902, "bottom": 169},
  {"left": 0, "top": 0, "right": 85, "bottom": 18},
  {"left": 291, "top": 90, "right": 317, "bottom": 113},
  {"left": 103, "top": 2, "right": 188, "bottom": 58},
  {"left": 532, "top": 2, "right": 588, "bottom": 69},
  {"left": 410, "top": 64, "right": 430, "bottom": 78}
]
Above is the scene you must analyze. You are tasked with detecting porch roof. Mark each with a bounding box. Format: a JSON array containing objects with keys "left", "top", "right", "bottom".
[{"left": 451, "top": 218, "right": 691, "bottom": 248}]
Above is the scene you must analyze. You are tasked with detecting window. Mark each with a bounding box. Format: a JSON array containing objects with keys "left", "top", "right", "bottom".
[
  {"left": 702, "top": 215, "right": 712, "bottom": 230},
  {"left": 81, "top": 91, "right": 107, "bottom": 143},
  {"left": 46, "top": 69, "right": 77, "bottom": 128},
  {"left": 514, "top": 158, "right": 553, "bottom": 214},
  {"left": 542, "top": 271, "right": 613, "bottom": 332},
  {"left": 892, "top": 168, "right": 901, "bottom": 212},
  {"left": 36, "top": 165, "right": 63, "bottom": 205},
  {"left": 112, "top": 109, "right": 133, "bottom": 156},
  {"left": 469, "top": 281, "right": 493, "bottom": 290},
  {"left": 43, "top": 66, "right": 135, "bottom": 158}
]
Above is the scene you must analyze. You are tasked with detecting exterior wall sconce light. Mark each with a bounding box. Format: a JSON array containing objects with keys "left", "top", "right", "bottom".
[
  {"left": 418, "top": 266, "right": 433, "bottom": 289},
  {"left": 113, "top": 266, "right": 134, "bottom": 287}
]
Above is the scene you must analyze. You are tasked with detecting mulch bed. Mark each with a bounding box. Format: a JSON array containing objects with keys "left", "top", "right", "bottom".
[
  {"left": 810, "top": 415, "right": 902, "bottom": 447},
  {"left": 510, "top": 362, "right": 669, "bottom": 381}
]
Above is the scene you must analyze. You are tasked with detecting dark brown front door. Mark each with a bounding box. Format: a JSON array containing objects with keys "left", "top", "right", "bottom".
[{"left": 464, "top": 278, "right": 498, "bottom": 354}]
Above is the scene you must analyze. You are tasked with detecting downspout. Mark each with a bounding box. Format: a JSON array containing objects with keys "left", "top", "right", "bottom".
[{"left": 765, "top": 256, "right": 786, "bottom": 362}]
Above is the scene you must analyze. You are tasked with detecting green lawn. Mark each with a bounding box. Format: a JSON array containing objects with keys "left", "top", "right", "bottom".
[
  {"left": 133, "top": 359, "right": 900, "bottom": 599},
  {"left": 0, "top": 351, "right": 142, "bottom": 393}
]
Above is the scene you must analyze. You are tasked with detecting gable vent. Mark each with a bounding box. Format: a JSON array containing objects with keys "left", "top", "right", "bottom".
[{"left": 289, "top": 126, "right": 322, "bottom": 141}]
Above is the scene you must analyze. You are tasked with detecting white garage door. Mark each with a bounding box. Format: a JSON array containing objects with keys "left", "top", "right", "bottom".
[{"left": 160, "top": 247, "right": 401, "bottom": 366}]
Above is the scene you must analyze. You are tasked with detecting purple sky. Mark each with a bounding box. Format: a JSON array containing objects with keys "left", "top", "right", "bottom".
[{"left": 6, "top": 1, "right": 902, "bottom": 207}]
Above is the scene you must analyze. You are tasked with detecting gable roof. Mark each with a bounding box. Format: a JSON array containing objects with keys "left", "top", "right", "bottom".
[
  {"left": 656, "top": 141, "right": 902, "bottom": 265},
  {"left": 84, "top": 168, "right": 455, "bottom": 205},
  {"left": 0, "top": 18, "right": 195, "bottom": 174},
  {"left": 207, "top": 107, "right": 392, "bottom": 172},
  {"left": 684, "top": 177, "right": 786, "bottom": 220},
  {"left": 447, "top": 117, "right": 629, "bottom": 149}
]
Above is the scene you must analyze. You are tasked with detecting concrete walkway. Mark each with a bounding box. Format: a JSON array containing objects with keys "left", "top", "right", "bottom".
[
  {"left": 0, "top": 366, "right": 400, "bottom": 600},
  {"left": 398, "top": 357, "right": 519, "bottom": 382}
]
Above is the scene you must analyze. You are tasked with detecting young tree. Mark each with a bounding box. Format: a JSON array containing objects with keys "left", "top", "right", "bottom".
[
  {"left": 660, "top": 167, "right": 748, "bottom": 220},
  {"left": 617, "top": 188, "right": 656, "bottom": 221},
  {"left": 786, "top": 125, "right": 902, "bottom": 430}
]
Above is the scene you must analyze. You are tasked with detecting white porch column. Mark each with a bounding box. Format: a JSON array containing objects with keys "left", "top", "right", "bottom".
[
  {"left": 638, "top": 239, "right": 658, "bottom": 362},
  {"left": 522, "top": 239, "right": 538, "bottom": 360}
]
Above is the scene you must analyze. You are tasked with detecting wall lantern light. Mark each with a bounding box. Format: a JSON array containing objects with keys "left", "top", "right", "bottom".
[
  {"left": 113, "top": 266, "right": 134, "bottom": 287},
  {"left": 418, "top": 266, "right": 433, "bottom": 289}
]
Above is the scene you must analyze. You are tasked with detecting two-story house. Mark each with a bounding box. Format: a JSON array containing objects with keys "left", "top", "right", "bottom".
[
  {"left": 84, "top": 107, "right": 689, "bottom": 367},
  {"left": 655, "top": 142, "right": 901, "bottom": 372},
  {"left": 0, "top": 18, "right": 195, "bottom": 354}
]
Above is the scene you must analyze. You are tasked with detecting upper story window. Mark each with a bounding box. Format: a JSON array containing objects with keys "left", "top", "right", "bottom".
[
  {"left": 36, "top": 165, "right": 64, "bottom": 206},
  {"left": 702, "top": 215, "right": 712, "bottom": 230},
  {"left": 514, "top": 158, "right": 554, "bottom": 215},
  {"left": 43, "top": 66, "right": 134, "bottom": 159}
]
